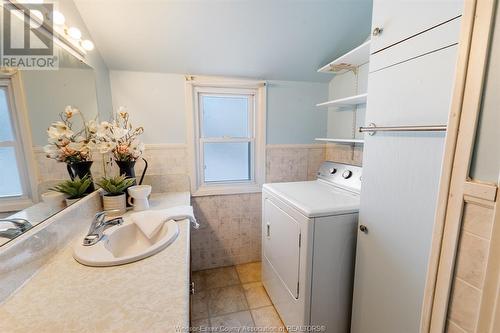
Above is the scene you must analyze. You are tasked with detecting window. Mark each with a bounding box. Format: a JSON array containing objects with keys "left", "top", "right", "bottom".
[
  {"left": 187, "top": 79, "right": 266, "bottom": 196},
  {"left": 0, "top": 76, "right": 35, "bottom": 211}
]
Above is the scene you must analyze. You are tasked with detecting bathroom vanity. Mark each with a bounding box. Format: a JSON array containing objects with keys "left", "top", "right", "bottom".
[{"left": 0, "top": 192, "right": 191, "bottom": 333}]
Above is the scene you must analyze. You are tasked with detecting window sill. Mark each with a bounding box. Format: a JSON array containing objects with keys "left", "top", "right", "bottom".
[
  {"left": 192, "top": 184, "right": 262, "bottom": 197},
  {"left": 0, "top": 198, "right": 34, "bottom": 213}
]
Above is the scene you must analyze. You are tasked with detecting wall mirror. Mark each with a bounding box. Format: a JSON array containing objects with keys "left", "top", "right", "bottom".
[{"left": 0, "top": 42, "right": 100, "bottom": 247}]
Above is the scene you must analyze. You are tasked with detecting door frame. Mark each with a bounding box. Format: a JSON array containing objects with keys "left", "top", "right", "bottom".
[{"left": 420, "top": 0, "right": 499, "bottom": 331}]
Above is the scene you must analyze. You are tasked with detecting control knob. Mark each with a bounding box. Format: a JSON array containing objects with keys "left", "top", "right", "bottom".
[
  {"left": 342, "top": 170, "right": 352, "bottom": 179},
  {"left": 329, "top": 168, "right": 337, "bottom": 175}
]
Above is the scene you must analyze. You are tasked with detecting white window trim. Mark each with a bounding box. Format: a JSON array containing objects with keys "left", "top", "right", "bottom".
[
  {"left": 0, "top": 71, "right": 38, "bottom": 211},
  {"left": 185, "top": 76, "right": 266, "bottom": 196}
]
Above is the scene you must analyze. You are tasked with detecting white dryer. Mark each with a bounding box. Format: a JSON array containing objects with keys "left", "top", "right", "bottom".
[{"left": 262, "top": 161, "right": 361, "bottom": 333}]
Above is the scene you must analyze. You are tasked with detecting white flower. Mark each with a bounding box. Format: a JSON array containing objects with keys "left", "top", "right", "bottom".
[
  {"left": 96, "top": 121, "right": 112, "bottom": 138},
  {"left": 97, "top": 141, "right": 116, "bottom": 154},
  {"left": 47, "top": 121, "right": 73, "bottom": 139},
  {"left": 87, "top": 120, "right": 98, "bottom": 134},
  {"left": 117, "top": 106, "right": 127, "bottom": 118},
  {"left": 130, "top": 139, "right": 144, "bottom": 152},
  {"left": 43, "top": 144, "right": 60, "bottom": 159},
  {"left": 64, "top": 105, "right": 79, "bottom": 118},
  {"left": 112, "top": 127, "right": 129, "bottom": 140},
  {"left": 67, "top": 141, "right": 85, "bottom": 151}
]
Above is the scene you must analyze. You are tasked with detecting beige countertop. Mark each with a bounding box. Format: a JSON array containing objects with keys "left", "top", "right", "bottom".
[{"left": 0, "top": 192, "right": 191, "bottom": 333}]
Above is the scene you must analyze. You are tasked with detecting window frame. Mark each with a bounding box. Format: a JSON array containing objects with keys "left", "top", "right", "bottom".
[
  {"left": 186, "top": 77, "right": 266, "bottom": 196},
  {"left": 0, "top": 72, "right": 37, "bottom": 212}
]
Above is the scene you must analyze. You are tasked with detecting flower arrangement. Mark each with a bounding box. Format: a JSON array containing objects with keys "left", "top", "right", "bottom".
[
  {"left": 43, "top": 106, "right": 94, "bottom": 163},
  {"left": 93, "top": 107, "right": 145, "bottom": 162}
]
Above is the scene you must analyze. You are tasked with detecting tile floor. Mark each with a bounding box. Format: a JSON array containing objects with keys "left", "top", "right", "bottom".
[{"left": 190, "top": 262, "right": 286, "bottom": 332}]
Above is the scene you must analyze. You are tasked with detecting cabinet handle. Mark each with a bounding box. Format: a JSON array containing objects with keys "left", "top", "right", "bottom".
[
  {"left": 372, "top": 27, "right": 383, "bottom": 36},
  {"left": 266, "top": 223, "right": 270, "bottom": 237},
  {"left": 190, "top": 281, "right": 195, "bottom": 294},
  {"left": 359, "top": 225, "right": 368, "bottom": 233}
]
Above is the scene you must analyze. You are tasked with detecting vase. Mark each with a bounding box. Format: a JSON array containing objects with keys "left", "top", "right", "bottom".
[
  {"left": 66, "top": 161, "right": 95, "bottom": 193},
  {"left": 115, "top": 158, "right": 148, "bottom": 207},
  {"left": 115, "top": 158, "right": 149, "bottom": 185},
  {"left": 115, "top": 160, "right": 137, "bottom": 185},
  {"left": 102, "top": 193, "right": 126, "bottom": 216}
]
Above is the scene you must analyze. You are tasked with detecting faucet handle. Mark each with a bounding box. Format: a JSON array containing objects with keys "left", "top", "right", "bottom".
[{"left": 94, "top": 211, "right": 106, "bottom": 222}]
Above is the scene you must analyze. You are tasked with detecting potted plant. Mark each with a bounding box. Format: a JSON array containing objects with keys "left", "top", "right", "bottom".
[
  {"left": 43, "top": 105, "right": 97, "bottom": 193},
  {"left": 51, "top": 175, "right": 93, "bottom": 206},
  {"left": 96, "top": 175, "right": 136, "bottom": 215}
]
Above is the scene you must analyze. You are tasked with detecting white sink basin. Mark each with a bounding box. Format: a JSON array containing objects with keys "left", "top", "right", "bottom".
[{"left": 73, "top": 220, "right": 179, "bottom": 267}]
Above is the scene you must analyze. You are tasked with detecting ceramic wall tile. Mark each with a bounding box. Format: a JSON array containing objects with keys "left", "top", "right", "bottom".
[
  {"left": 191, "top": 193, "right": 262, "bottom": 271},
  {"left": 454, "top": 231, "right": 489, "bottom": 289},
  {"left": 447, "top": 201, "right": 495, "bottom": 329},
  {"left": 446, "top": 320, "right": 469, "bottom": 333},
  {"left": 266, "top": 147, "right": 309, "bottom": 183},
  {"left": 325, "top": 143, "right": 363, "bottom": 166},
  {"left": 447, "top": 278, "right": 481, "bottom": 332},
  {"left": 307, "top": 148, "right": 326, "bottom": 180},
  {"left": 462, "top": 203, "right": 494, "bottom": 239}
]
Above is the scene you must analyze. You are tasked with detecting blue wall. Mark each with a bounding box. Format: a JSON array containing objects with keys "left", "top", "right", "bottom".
[
  {"left": 266, "top": 80, "right": 328, "bottom": 144},
  {"left": 110, "top": 72, "right": 328, "bottom": 145}
]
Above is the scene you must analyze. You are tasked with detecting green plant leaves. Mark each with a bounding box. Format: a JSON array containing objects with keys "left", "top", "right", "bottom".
[
  {"left": 96, "top": 174, "right": 136, "bottom": 195},
  {"left": 50, "top": 175, "right": 92, "bottom": 199}
]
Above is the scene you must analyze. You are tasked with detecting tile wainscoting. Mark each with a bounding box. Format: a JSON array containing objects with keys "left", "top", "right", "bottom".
[
  {"left": 33, "top": 143, "right": 364, "bottom": 271},
  {"left": 325, "top": 142, "right": 363, "bottom": 166},
  {"left": 446, "top": 202, "right": 495, "bottom": 333}
]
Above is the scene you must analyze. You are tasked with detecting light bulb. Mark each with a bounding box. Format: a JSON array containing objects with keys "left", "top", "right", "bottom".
[
  {"left": 67, "top": 27, "right": 82, "bottom": 40},
  {"left": 52, "top": 10, "right": 65, "bottom": 25},
  {"left": 31, "top": 10, "right": 43, "bottom": 20},
  {"left": 29, "top": 10, "right": 44, "bottom": 28},
  {"left": 81, "top": 40, "right": 94, "bottom": 51}
]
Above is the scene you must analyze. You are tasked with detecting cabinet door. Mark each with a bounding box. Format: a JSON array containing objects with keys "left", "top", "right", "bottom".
[
  {"left": 371, "top": 0, "right": 463, "bottom": 54},
  {"left": 351, "top": 45, "right": 459, "bottom": 333},
  {"left": 263, "top": 198, "right": 301, "bottom": 298}
]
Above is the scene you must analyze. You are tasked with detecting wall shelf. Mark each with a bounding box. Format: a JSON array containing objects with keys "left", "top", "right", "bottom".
[
  {"left": 315, "top": 138, "right": 364, "bottom": 144},
  {"left": 316, "top": 93, "right": 368, "bottom": 108},
  {"left": 317, "top": 40, "right": 371, "bottom": 74}
]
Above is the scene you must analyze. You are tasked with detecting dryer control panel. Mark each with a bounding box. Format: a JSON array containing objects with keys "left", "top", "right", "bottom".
[{"left": 317, "top": 161, "right": 362, "bottom": 194}]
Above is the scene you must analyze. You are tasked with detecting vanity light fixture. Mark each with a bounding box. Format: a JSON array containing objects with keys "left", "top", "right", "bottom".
[
  {"left": 52, "top": 10, "right": 65, "bottom": 25},
  {"left": 22, "top": 4, "right": 96, "bottom": 54},
  {"left": 81, "top": 40, "right": 94, "bottom": 51},
  {"left": 67, "top": 26, "right": 82, "bottom": 40}
]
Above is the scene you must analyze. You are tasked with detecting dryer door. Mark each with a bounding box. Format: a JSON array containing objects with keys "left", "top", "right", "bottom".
[{"left": 263, "top": 197, "right": 301, "bottom": 298}]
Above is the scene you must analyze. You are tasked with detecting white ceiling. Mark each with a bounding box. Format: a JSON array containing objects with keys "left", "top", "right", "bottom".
[{"left": 75, "top": 0, "right": 372, "bottom": 82}]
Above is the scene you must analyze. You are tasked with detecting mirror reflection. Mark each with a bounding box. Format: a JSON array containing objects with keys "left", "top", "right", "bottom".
[{"left": 0, "top": 44, "right": 99, "bottom": 246}]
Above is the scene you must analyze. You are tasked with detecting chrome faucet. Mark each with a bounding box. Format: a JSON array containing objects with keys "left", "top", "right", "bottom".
[
  {"left": 0, "top": 218, "right": 32, "bottom": 239},
  {"left": 83, "top": 211, "right": 123, "bottom": 246}
]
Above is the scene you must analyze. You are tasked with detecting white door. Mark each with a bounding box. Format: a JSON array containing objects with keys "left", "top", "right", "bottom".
[
  {"left": 351, "top": 45, "right": 459, "bottom": 333},
  {"left": 263, "top": 198, "right": 301, "bottom": 298},
  {"left": 370, "top": 0, "right": 463, "bottom": 54}
]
